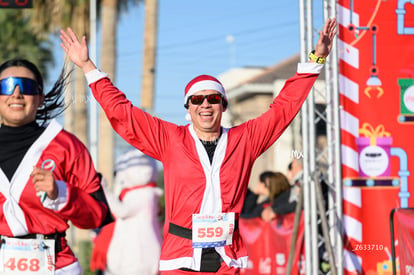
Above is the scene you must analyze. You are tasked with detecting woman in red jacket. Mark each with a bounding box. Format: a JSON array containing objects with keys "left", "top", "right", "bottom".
[{"left": 0, "top": 59, "right": 111, "bottom": 274}]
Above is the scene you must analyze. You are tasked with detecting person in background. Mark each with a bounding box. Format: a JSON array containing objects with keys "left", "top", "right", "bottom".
[
  {"left": 0, "top": 58, "right": 111, "bottom": 274},
  {"left": 59, "top": 18, "right": 337, "bottom": 275},
  {"left": 90, "top": 149, "right": 163, "bottom": 275},
  {"left": 242, "top": 171, "right": 297, "bottom": 221},
  {"left": 285, "top": 158, "right": 303, "bottom": 205},
  {"left": 241, "top": 171, "right": 274, "bottom": 219},
  {"left": 286, "top": 158, "right": 304, "bottom": 187}
]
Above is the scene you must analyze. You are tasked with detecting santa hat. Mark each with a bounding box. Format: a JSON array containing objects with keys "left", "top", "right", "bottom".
[{"left": 184, "top": 74, "right": 227, "bottom": 106}]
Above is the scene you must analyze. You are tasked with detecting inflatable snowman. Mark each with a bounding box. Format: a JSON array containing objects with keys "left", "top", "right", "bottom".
[{"left": 91, "top": 149, "right": 163, "bottom": 275}]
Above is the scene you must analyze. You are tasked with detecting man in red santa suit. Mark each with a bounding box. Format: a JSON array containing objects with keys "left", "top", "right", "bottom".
[
  {"left": 60, "top": 18, "right": 337, "bottom": 274},
  {"left": 0, "top": 59, "right": 111, "bottom": 275}
]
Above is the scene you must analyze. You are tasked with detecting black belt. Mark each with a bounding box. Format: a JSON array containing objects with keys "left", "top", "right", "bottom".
[
  {"left": 169, "top": 222, "right": 239, "bottom": 272},
  {"left": 168, "top": 220, "right": 239, "bottom": 240},
  {"left": 1, "top": 232, "right": 66, "bottom": 253},
  {"left": 169, "top": 220, "right": 239, "bottom": 272}
]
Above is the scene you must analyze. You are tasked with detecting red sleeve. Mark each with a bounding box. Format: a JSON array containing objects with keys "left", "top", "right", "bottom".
[
  {"left": 89, "top": 78, "right": 178, "bottom": 161},
  {"left": 60, "top": 185, "right": 107, "bottom": 229},
  {"left": 245, "top": 72, "right": 319, "bottom": 159},
  {"left": 56, "top": 133, "right": 108, "bottom": 229}
]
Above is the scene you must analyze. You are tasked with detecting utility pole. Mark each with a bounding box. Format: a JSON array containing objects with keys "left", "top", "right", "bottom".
[
  {"left": 89, "top": 0, "right": 98, "bottom": 165},
  {"left": 98, "top": 0, "right": 117, "bottom": 186},
  {"left": 141, "top": 0, "right": 158, "bottom": 111}
]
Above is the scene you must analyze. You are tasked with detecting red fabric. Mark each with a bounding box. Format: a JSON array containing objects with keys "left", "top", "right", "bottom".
[
  {"left": 239, "top": 213, "right": 305, "bottom": 275},
  {"left": 395, "top": 208, "right": 414, "bottom": 273},
  {"left": 90, "top": 222, "right": 115, "bottom": 271},
  {"left": 119, "top": 182, "right": 157, "bottom": 200}
]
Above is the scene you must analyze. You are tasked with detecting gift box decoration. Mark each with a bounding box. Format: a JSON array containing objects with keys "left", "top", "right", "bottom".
[{"left": 356, "top": 123, "right": 393, "bottom": 178}]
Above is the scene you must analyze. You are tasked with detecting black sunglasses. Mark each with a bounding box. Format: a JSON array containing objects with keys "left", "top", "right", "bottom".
[
  {"left": 188, "top": 94, "right": 223, "bottom": 105},
  {"left": 0, "top": 77, "right": 40, "bottom": 95}
]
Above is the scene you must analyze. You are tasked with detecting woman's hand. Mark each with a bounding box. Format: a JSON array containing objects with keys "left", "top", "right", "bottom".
[
  {"left": 31, "top": 167, "right": 58, "bottom": 201},
  {"left": 60, "top": 28, "right": 97, "bottom": 73}
]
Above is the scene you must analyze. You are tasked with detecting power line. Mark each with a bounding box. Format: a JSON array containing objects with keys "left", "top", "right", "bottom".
[{"left": 158, "top": 20, "right": 298, "bottom": 52}]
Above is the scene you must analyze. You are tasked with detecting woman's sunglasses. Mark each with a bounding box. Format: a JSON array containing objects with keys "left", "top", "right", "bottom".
[
  {"left": 0, "top": 77, "right": 40, "bottom": 95},
  {"left": 188, "top": 94, "right": 223, "bottom": 105}
]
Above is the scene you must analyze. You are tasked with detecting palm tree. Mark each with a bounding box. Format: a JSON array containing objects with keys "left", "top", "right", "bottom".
[
  {"left": 141, "top": 0, "right": 158, "bottom": 112},
  {"left": 0, "top": 9, "right": 53, "bottom": 126},
  {"left": 98, "top": 0, "right": 145, "bottom": 185},
  {"left": 0, "top": 10, "right": 53, "bottom": 79},
  {"left": 68, "top": 3, "right": 90, "bottom": 146},
  {"left": 98, "top": 0, "right": 118, "bottom": 187}
]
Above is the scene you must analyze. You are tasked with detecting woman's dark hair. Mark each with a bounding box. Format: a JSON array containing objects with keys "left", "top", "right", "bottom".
[
  {"left": 259, "top": 171, "right": 275, "bottom": 184},
  {"left": 265, "top": 172, "right": 291, "bottom": 200},
  {"left": 0, "top": 58, "right": 70, "bottom": 126}
]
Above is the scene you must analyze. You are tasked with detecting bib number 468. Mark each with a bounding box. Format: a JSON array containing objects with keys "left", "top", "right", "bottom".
[{"left": 5, "top": 258, "right": 40, "bottom": 272}]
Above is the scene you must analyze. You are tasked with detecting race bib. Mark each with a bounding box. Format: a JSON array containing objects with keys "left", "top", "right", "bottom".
[
  {"left": 0, "top": 237, "right": 55, "bottom": 274},
  {"left": 192, "top": 212, "right": 235, "bottom": 248}
]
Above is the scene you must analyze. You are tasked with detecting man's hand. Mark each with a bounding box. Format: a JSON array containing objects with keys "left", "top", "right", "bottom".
[{"left": 314, "top": 18, "right": 337, "bottom": 58}]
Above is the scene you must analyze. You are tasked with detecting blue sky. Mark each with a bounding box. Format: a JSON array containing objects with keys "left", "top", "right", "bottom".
[{"left": 50, "top": 0, "right": 324, "bottom": 129}]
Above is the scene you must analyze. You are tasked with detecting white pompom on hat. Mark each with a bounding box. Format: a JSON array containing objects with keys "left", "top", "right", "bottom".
[{"left": 184, "top": 74, "right": 227, "bottom": 106}]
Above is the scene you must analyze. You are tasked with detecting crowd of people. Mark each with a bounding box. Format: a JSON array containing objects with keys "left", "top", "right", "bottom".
[{"left": 0, "top": 17, "right": 336, "bottom": 274}]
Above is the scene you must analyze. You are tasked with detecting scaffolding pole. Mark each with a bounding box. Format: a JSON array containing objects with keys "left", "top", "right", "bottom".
[
  {"left": 89, "top": 0, "right": 98, "bottom": 165},
  {"left": 300, "top": 0, "right": 343, "bottom": 274},
  {"left": 298, "top": 0, "right": 313, "bottom": 273},
  {"left": 325, "top": 0, "right": 344, "bottom": 272}
]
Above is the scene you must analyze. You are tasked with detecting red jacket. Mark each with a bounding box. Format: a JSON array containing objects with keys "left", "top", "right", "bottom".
[{"left": 0, "top": 120, "right": 108, "bottom": 270}]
